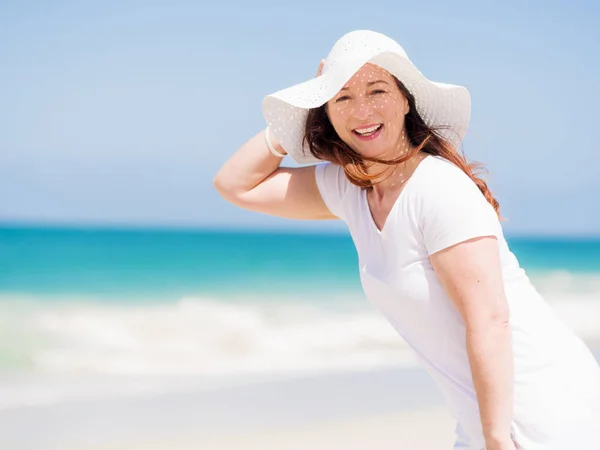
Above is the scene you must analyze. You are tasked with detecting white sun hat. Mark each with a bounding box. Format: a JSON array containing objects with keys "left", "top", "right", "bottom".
[{"left": 262, "top": 29, "right": 471, "bottom": 165}]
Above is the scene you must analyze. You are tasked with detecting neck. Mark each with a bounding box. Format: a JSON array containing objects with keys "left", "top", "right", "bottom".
[{"left": 367, "top": 139, "right": 418, "bottom": 194}]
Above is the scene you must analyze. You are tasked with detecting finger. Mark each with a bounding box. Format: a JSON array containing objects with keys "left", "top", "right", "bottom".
[{"left": 316, "top": 59, "right": 325, "bottom": 77}]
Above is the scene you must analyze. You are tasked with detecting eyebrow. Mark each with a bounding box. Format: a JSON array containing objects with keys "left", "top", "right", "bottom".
[{"left": 340, "top": 80, "right": 390, "bottom": 91}]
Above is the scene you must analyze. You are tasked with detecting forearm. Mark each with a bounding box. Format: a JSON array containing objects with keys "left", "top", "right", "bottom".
[
  {"left": 213, "top": 128, "right": 287, "bottom": 196},
  {"left": 466, "top": 318, "right": 514, "bottom": 446}
]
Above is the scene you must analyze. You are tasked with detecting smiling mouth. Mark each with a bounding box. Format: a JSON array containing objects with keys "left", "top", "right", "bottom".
[
  {"left": 352, "top": 124, "right": 383, "bottom": 140},
  {"left": 353, "top": 124, "right": 382, "bottom": 135}
]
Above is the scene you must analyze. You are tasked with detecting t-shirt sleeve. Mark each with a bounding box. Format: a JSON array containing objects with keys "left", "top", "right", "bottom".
[
  {"left": 419, "top": 161, "right": 501, "bottom": 255},
  {"left": 314, "top": 162, "right": 349, "bottom": 221}
]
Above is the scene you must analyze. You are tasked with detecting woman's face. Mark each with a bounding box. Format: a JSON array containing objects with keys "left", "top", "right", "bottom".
[{"left": 326, "top": 63, "right": 410, "bottom": 159}]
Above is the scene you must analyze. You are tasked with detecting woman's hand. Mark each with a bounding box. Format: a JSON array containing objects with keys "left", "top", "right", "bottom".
[{"left": 317, "top": 59, "right": 325, "bottom": 76}]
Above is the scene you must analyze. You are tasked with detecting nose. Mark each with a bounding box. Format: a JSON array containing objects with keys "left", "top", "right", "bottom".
[{"left": 352, "top": 96, "right": 376, "bottom": 120}]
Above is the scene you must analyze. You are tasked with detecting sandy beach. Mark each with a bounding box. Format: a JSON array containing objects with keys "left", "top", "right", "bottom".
[
  {"left": 86, "top": 407, "right": 455, "bottom": 450},
  {"left": 2, "top": 348, "right": 599, "bottom": 450},
  {"left": 0, "top": 351, "right": 600, "bottom": 450},
  {"left": 1, "top": 366, "right": 456, "bottom": 450}
]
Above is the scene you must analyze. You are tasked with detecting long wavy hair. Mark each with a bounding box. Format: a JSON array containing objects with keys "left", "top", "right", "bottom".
[{"left": 303, "top": 76, "right": 502, "bottom": 219}]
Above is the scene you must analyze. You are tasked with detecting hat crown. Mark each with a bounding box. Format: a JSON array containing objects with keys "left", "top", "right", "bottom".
[{"left": 323, "top": 30, "right": 408, "bottom": 73}]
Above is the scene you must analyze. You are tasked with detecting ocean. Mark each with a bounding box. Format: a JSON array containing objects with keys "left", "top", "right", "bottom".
[{"left": 1, "top": 224, "right": 599, "bottom": 408}]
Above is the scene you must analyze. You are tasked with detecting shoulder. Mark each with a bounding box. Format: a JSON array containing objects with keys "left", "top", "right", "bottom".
[
  {"left": 413, "top": 156, "right": 500, "bottom": 255},
  {"left": 314, "top": 161, "right": 352, "bottom": 220},
  {"left": 315, "top": 161, "right": 345, "bottom": 179},
  {"left": 314, "top": 161, "right": 349, "bottom": 193},
  {"left": 418, "top": 155, "right": 478, "bottom": 186},
  {"left": 413, "top": 155, "right": 489, "bottom": 204}
]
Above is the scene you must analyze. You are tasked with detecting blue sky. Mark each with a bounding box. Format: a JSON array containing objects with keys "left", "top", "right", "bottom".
[{"left": 1, "top": 0, "right": 598, "bottom": 236}]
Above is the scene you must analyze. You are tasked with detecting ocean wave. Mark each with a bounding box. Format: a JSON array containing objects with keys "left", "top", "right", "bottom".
[
  {"left": 529, "top": 270, "right": 600, "bottom": 295},
  {"left": 0, "top": 284, "right": 599, "bottom": 410},
  {"left": 0, "top": 295, "right": 415, "bottom": 378},
  {"left": 1, "top": 279, "right": 600, "bottom": 379}
]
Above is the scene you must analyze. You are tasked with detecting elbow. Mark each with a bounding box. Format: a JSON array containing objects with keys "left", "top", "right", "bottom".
[
  {"left": 467, "top": 311, "right": 510, "bottom": 337},
  {"left": 213, "top": 171, "right": 247, "bottom": 207},
  {"left": 212, "top": 171, "right": 226, "bottom": 194},
  {"left": 213, "top": 172, "right": 236, "bottom": 202},
  {"left": 466, "top": 302, "right": 511, "bottom": 334},
  {"left": 486, "top": 307, "right": 510, "bottom": 327}
]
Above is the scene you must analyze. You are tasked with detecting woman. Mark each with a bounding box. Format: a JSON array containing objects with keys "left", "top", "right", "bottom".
[{"left": 213, "top": 30, "right": 600, "bottom": 450}]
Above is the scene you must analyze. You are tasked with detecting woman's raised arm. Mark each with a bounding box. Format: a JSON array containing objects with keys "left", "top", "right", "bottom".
[{"left": 213, "top": 128, "right": 337, "bottom": 220}]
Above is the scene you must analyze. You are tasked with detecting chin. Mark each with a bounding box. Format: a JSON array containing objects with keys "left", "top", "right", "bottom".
[
  {"left": 353, "top": 144, "right": 390, "bottom": 160},
  {"left": 341, "top": 135, "right": 390, "bottom": 160}
]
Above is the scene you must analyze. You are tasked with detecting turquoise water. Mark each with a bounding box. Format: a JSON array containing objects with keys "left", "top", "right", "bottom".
[
  {"left": 0, "top": 224, "right": 599, "bottom": 390},
  {"left": 0, "top": 225, "right": 361, "bottom": 299},
  {"left": 2, "top": 225, "right": 599, "bottom": 298}
]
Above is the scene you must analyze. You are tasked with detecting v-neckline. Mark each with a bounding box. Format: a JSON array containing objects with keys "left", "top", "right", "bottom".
[{"left": 362, "top": 155, "right": 432, "bottom": 236}]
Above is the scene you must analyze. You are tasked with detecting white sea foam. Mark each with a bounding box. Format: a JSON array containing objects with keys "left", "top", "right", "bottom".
[
  {"left": 529, "top": 271, "right": 600, "bottom": 341},
  {"left": 530, "top": 270, "right": 600, "bottom": 296},
  {"left": 0, "top": 294, "right": 413, "bottom": 409},
  {"left": 1, "top": 276, "right": 600, "bottom": 379},
  {"left": 0, "top": 295, "right": 414, "bottom": 378},
  {"left": 0, "top": 272, "right": 599, "bottom": 409}
]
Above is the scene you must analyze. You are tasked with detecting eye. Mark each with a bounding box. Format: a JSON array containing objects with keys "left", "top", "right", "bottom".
[
  {"left": 371, "top": 89, "right": 387, "bottom": 95},
  {"left": 335, "top": 95, "right": 351, "bottom": 103}
]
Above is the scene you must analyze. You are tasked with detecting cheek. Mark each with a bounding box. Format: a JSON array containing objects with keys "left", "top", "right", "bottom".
[
  {"left": 382, "top": 104, "right": 406, "bottom": 128},
  {"left": 327, "top": 108, "right": 351, "bottom": 136},
  {"left": 377, "top": 95, "right": 405, "bottom": 118}
]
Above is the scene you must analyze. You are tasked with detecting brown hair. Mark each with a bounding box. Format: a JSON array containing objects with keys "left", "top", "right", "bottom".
[{"left": 303, "top": 77, "right": 502, "bottom": 219}]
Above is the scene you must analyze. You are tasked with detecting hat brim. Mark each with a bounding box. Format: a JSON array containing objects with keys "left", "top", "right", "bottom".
[{"left": 262, "top": 51, "right": 471, "bottom": 165}]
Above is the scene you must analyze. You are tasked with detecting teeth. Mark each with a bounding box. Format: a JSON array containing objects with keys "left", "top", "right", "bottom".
[{"left": 355, "top": 125, "right": 381, "bottom": 135}]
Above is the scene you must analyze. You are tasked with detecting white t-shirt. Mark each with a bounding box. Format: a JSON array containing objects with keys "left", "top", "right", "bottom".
[{"left": 315, "top": 155, "right": 600, "bottom": 450}]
